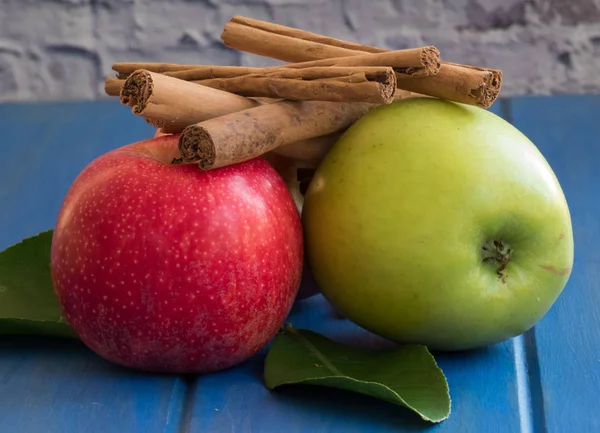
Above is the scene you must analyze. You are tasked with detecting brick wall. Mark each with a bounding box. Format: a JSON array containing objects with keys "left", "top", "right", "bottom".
[{"left": 1, "top": 0, "right": 599, "bottom": 101}]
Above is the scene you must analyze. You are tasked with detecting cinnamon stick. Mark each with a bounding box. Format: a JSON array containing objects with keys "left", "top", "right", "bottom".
[
  {"left": 172, "top": 48, "right": 440, "bottom": 79},
  {"left": 112, "top": 66, "right": 396, "bottom": 104},
  {"left": 165, "top": 66, "right": 263, "bottom": 81},
  {"left": 271, "top": 133, "right": 341, "bottom": 164},
  {"left": 115, "top": 65, "right": 264, "bottom": 81},
  {"left": 228, "top": 15, "right": 383, "bottom": 54},
  {"left": 178, "top": 100, "right": 378, "bottom": 170},
  {"left": 222, "top": 21, "right": 363, "bottom": 63},
  {"left": 221, "top": 21, "right": 440, "bottom": 78},
  {"left": 106, "top": 75, "right": 217, "bottom": 98},
  {"left": 112, "top": 62, "right": 204, "bottom": 76},
  {"left": 221, "top": 16, "right": 502, "bottom": 107},
  {"left": 113, "top": 47, "right": 440, "bottom": 84},
  {"left": 119, "top": 70, "right": 259, "bottom": 133},
  {"left": 196, "top": 66, "right": 397, "bottom": 104},
  {"left": 278, "top": 49, "right": 440, "bottom": 75},
  {"left": 399, "top": 63, "right": 501, "bottom": 108},
  {"left": 262, "top": 66, "right": 383, "bottom": 80},
  {"left": 105, "top": 77, "right": 125, "bottom": 96}
]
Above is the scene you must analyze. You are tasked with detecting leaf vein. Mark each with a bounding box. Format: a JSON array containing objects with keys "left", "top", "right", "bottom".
[{"left": 289, "top": 327, "right": 344, "bottom": 376}]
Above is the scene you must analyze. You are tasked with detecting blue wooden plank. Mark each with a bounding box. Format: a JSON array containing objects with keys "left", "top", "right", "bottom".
[
  {"left": 0, "top": 100, "right": 155, "bottom": 250},
  {"left": 183, "top": 100, "right": 529, "bottom": 433},
  {"left": 0, "top": 337, "right": 186, "bottom": 433},
  {"left": 186, "top": 294, "right": 524, "bottom": 433},
  {"left": 509, "top": 94, "right": 600, "bottom": 433},
  {"left": 0, "top": 101, "right": 184, "bottom": 433}
]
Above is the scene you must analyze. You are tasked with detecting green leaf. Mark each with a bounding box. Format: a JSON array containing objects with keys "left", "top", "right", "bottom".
[
  {"left": 0, "top": 230, "right": 77, "bottom": 338},
  {"left": 264, "top": 325, "right": 451, "bottom": 423}
]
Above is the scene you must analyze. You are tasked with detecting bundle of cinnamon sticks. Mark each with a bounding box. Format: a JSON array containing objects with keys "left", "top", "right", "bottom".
[{"left": 105, "top": 16, "right": 503, "bottom": 173}]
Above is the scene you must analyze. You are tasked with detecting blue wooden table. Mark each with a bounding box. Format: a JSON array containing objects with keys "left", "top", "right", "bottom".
[{"left": 0, "top": 96, "right": 598, "bottom": 433}]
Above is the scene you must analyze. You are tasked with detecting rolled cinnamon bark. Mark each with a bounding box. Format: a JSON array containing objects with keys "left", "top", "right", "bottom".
[
  {"left": 398, "top": 63, "right": 502, "bottom": 108},
  {"left": 196, "top": 66, "right": 397, "bottom": 104},
  {"left": 221, "top": 22, "right": 440, "bottom": 78},
  {"left": 221, "top": 16, "right": 502, "bottom": 107},
  {"left": 104, "top": 77, "right": 125, "bottom": 96},
  {"left": 113, "top": 66, "right": 396, "bottom": 107},
  {"left": 178, "top": 100, "right": 377, "bottom": 170},
  {"left": 271, "top": 133, "right": 341, "bottom": 165},
  {"left": 112, "top": 62, "right": 202, "bottom": 76},
  {"left": 228, "top": 15, "right": 383, "bottom": 54},
  {"left": 222, "top": 21, "right": 362, "bottom": 63},
  {"left": 166, "top": 66, "right": 263, "bottom": 81},
  {"left": 274, "top": 49, "right": 440, "bottom": 76},
  {"left": 119, "top": 70, "right": 259, "bottom": 133},
  {"left": 113, "top": 47, "right": 441, "bottom": 83}
]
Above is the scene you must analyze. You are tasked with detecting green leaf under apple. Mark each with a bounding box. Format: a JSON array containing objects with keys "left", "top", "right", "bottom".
[
  {"left": 264, "top": 325, "right": 451, "bottom": 423},
  {"left": 0, "top": 230, "right": 76, "bottom": 338}
]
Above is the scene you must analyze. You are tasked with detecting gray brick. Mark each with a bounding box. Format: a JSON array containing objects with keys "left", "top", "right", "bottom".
[
  {"left": 386, "top": 0, "right": 456, "bottom": 29},
  {"left": 132, "top": 1, "right": 221, "bottom": 50},
  {"left": 533, "top": 0, "right": 600, "bottom": 25},
  {"left": 94, "top": 0, "right": 137, "bottom": 49},
  {"left": 462, "top": 0, "right": 528, "bottom": 30},
  {"left": 0, "top": 53, "right": 20, "bottom": 99},
  {"left": 0, "top": 0, "right": 94, "bottom": 47},
  {"left": 43, "top": 45, "right": 100, "bottom": 99},
  {"left": 383, "top": 32, "right": 426, "bottom": 51},
  {"left": 217, "top": 3, "right": 273, "bottom": 35},
  {"left": 271, "top": 0, "right": 352, "bottom": 39}
]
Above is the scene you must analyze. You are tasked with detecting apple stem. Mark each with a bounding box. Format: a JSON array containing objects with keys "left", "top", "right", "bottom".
[{"left": 481, "top": 239, "right": 513, "bottom": 283}]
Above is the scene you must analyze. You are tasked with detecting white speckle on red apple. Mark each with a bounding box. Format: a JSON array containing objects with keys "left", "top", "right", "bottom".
[{"left": 51, "top": 134, "right": 303, "bottom": 374}]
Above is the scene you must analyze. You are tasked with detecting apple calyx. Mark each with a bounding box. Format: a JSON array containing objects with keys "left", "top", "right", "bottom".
[{"left": 481, "top": 239, "right": 513, "bottom": 283}]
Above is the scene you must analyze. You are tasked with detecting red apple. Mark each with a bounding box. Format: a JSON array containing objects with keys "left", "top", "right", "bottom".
[{"left": 50, "top": 134, "right": 303, "bottom": 373}]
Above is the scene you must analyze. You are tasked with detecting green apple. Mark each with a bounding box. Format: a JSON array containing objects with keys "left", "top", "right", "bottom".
[{"left": 302, "top": 97, "right": 574, "bottom": 351}]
